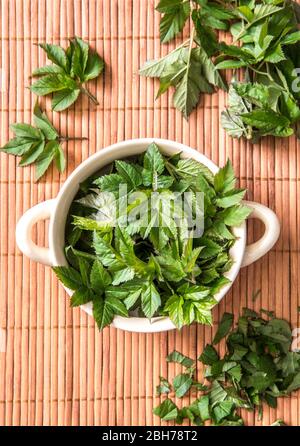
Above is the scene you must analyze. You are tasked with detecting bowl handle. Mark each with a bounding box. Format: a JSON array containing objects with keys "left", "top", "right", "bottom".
[
  {"left": 16, "top": 199, "right": 56, "bottom": 266},
  {"left": 241, "top": 200, "right": 280, "bottom": 268}
]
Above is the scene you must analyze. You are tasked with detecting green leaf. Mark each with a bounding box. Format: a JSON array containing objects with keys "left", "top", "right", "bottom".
[
  {"left": 115, "top": 160, "right": 142, "bottom": 190},
  {"left": 158, "top": 0, "right": 190, "bottom": 43},
  {"left": 193, "top": 305, "right": 214, "bottom": 326},
  {"left": 173, "top": 373, "right": 193, "bottom": 398},
  {"left": 70, "top": 287, "right": 94, "bottom": 307},
  {"left": 84, "top": 51, "right": 105, "bottom": 81},
  {"left": 35, "top": 140, "right": 59, "bottom": 180},
  {"left": 153, "top": 398, "right": 178, "bottom": 421},
  {"left": 214, "top": 160, "right": 236, "bottom": 193},
  {"left": 10, "top": 123, "right": 42, "bottom": 140},
  {"left": 176, "top": 158, "right": 214, "bottom": 183},
  {"left": 197, "top": 395, "right": 210, "bottom": 422},
  {"left": 286, "top": 373, "right": 300, "bottom": 393},
  {"left": 139, "top": 47, "right": 186, "bottom": 78},
  {"left": 19, "top": 140, "right": 45, "bottom": 166},
  {"left": 94, "top": 173, "right": 123, "bottom": 193},
  {"left": 209, "top": 380, "right": 227, "bottom": 406},
  {"left": 213, "top": 401, "right": 234, "bottom": 424},
  {"left": 221, "top": 81, "right": 252, "bottom": 139},
  {"left": 71, "top": 36, "right": 89, "bottom": 80},
  {"left": 166, "top": 350, "right": 194, "bottom": 368},
  {"left": 156, "top": 255, "right": 186, "bottom": 282},
  {"left": 264, "top": 44, "right": 286, "bottom": 63},
  {"left": 156, "top": 376, "right": 171, "bottom": 395},
  {"left": 199, "top": 344, "right": 219, "bottom": 365},
  {"left": 93, "top": 231, "right": 118, "bottom": 268},
  {"left": 235, "top": 5, "right": 254, "bottom": 22},
  {"left": 51, "top": 88, "right": 81, "bottom": 111},
  {"left": 222, "top": 205, "right": 252, "bottom": 226},
  {"left": 281, "top": 31, "right": 300, "bottom": 45},
  {"left": 32, "top": 65, "right": 65, "bottom": 76},
  {"left": 90, "top": 259, "right": 111, "bottom": 292},
  {"left": 192, "top": 10, "right": 219, "bottom": 57},
  {"left": 39, "top": 42, "right": 69, "bottom": 70},
  {"left": 92, "top": 297, "right": 114, "bottom": 330},
  {"left": 105, "top": 296, "right": 128, "bottom": 317},
  {"left": 33, "top": 102, "right": 58, "bottom": 139},
  {"left": 164, "top": 295, "right": 184, "bottom": 328},
  {"left": 54, "top": 144, "right": 66, "bottom": 172},
  {"left": 141, "top": 283, "right": 161, "bottom": 318},
  {"left": 221, "top": 109, "right": 247, "bottom": 139},
  {"left": 72, "top": 216, "right": 112, "bottom": 232},
  {"left": 112, "top": 267, "right": 135, "bottom": 285},
  {"left": 0, "top": 138, "right": 33, "bottom": 155},
  {"left": 215, "top": 59, "right": 248, "bottom": 70},
  {"left": 143, "top": 142, "right": 165, "bottom": 175},
  {"left": 173, "top": 47, "right": 214, "bottom": 118},
  {"left": 233, "top": 82, "right": 270, "bottom": 108},
  {"left": 252, "top": 4, "right": 283, "bottom": 26},
  {"left": 241, "top": 109, "right": 291, "bottom": 132},
  {"left": 213, "top": 313, "right": 234, "bottom": 344},
  {"left": 271, "top": 419, "right": 286, "bottom": 426},
  {"left": 216, "top": 189, "right": 246, "bottom": 208},
  {"left": 106, "top": 279, "right": 143, "bottom": 310},
  {"left": 52, "top": 265, "right": 83, "bottom": 290},
  {"left": 30, "top": 74, "right": 77, "bottom": 95}
]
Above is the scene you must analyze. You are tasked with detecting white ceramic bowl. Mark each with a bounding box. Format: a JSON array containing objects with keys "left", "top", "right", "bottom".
[{"left": 16, "top": 138, "right": 280, "bottom": 332}]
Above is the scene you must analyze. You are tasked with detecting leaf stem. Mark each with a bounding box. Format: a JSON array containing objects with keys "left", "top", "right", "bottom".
[
  {"left": 59, "top": 136, "right": 88, "bottom": 142},
  {"left": 187, "top": 27, "right": 195, "bottom": 66},
  {"left": 80, "top": 86, "right": 99, "bottom": 105}
]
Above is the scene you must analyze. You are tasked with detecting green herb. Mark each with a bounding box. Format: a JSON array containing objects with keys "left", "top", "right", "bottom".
[
  {"left": 53, "top": 142, "right": 250, "bottom": 330},
  {"left": 156, "top": 376, "right": 172, "bottom": 395},
  {"left": 0, "top": 102, "right": 86, "bottom": 180},
  {"left": 31, "top": 37, "right": 104, "bottom": 111},
  {"left": 140, "top": 0, "right": 300, "bottom": 141},
  {"left": 212, "top": 312, "right": 233, "bottom": 344},
  {"left": 153, "top": 308, "right": 300, "bottom": 425}
]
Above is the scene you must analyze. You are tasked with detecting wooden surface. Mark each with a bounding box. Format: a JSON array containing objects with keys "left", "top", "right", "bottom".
[{"left": 0, "top": 0, "right": 299, "bottom": 426}]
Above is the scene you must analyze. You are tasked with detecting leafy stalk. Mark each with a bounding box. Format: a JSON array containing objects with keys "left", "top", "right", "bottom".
[
  {"left": 0, "top": 102, "right": 87, "bottom": 180},
  {"left": 140, "top": 0, "right": 300, "bottom": 141},
  {"left": 31, "top": 36, "right": 105, "bottom": 111}
]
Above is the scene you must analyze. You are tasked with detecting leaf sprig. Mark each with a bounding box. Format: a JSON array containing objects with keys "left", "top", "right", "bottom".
[
  {"left": 140, "top": 0, "right": 300, "bottom": 141},
  {"left": 0, "top": 102, "right": 86, "bottom": 180},
  {"left": 53, "top": 142, "right": 251, "bottom": 331},
  {"left": 31, "top": 36, "right": 104, "bottom": 111},
  {"left": 153, "top": 308, "right": 300, "bottom": 426}
]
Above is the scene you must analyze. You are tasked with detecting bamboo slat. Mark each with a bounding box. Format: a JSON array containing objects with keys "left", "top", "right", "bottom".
[{"left": 0, "top": 0, "right": 299, "bottom": 426}]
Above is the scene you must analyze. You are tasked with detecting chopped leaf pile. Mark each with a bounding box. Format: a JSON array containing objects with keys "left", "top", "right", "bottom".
[
  {"left": 31, "top": 36, "right": 104, "bottom": 111},
  {"left": 153, "top": 308, "right": 300, "bottom": 426},
  {"left": 0, "top": 102, "right": 85, "bottom": 180},
  {"left": 140, "top": 0, "right": 300, "bottom": 141},
  {"left": 53, "top": 142, "right": 251, "bottom": 331}
]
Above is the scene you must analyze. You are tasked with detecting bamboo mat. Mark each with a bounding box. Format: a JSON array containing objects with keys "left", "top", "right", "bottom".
[{"left": 0, "top": 0, "right": 299, "bottom": 426}]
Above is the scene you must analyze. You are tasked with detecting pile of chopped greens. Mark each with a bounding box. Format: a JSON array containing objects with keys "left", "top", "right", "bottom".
[
  {"left": 140, "top": 0, "right": 300, "bottom": 141},
  {"left": 153, "top": 308, "right": 300, "bottom": 426},
  {"left": 53, "top": 142, "right": 251, "bottom": 331}
]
